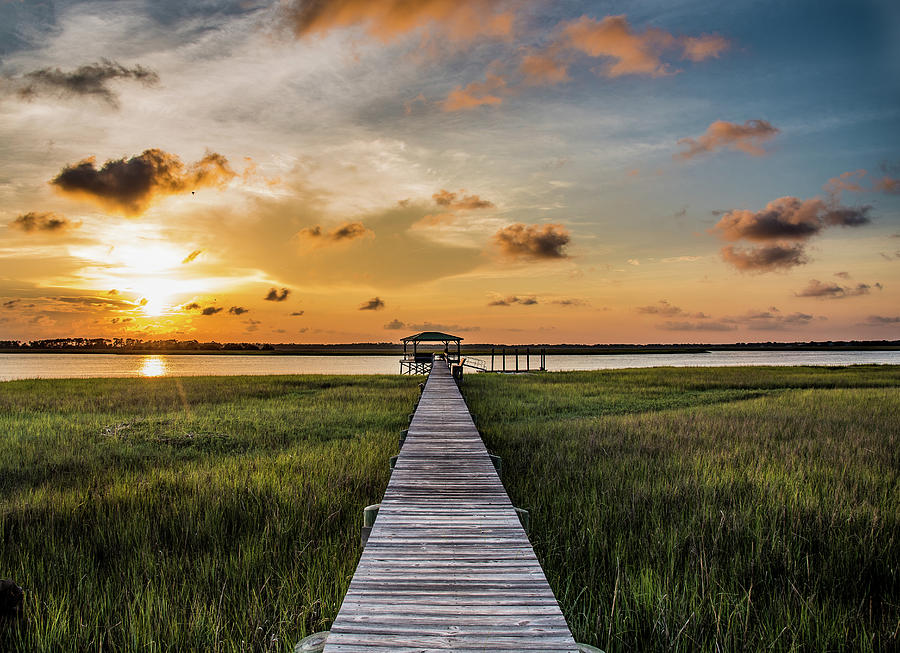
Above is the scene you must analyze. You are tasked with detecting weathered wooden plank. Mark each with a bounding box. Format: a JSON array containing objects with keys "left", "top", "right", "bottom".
[{"left": 324, "top": 362, "right": 577, "bottom": 652}]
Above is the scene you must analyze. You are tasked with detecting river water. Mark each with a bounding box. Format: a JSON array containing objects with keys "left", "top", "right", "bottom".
[{"left": 1, "top": 350, "right": 898, "bottom": 381}]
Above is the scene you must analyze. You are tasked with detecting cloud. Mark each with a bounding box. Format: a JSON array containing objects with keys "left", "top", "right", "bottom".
[
  {"left": 182, "top": 249, "right": 203, "bottom": 264},
  {"left": 10, "top": 212, "right": 76, "bottom": 232},
  {"left": 2, "top": 300, "right": 22, "bottom": 309},
  {"left": 863, "top": 315, "right": 900, "bottom": 325},
  {"left": 442, "top": 73, "right": 506, "bottom": 111},
  {"left": 561, "top": 15, "right": 675, "bottom": 77},
  {"left": 636, "top": 300, "right": 683, "bottom": 316},
  {"left": 721, "top": 243, "right": 808, "bottom": 272},
  {"left": 264, "top": 287, "right": 291, "bottom": 302},
  {"left": 359, "top": 296, "right": 385, "bottom": 310},
  {"left": 659, "top": 320, "right": 736, "bottom": 332},
  {"left": 432, "top": 189, "right": 494, "bottom": 210},
  {"left": 552, "top": 298, "right": 586, "bottom": 306},
  {"left": 290, "top": 311, "right": 305, "bottom": 316},
  {"left": 51, "top": 149, "right": 237, "bottom": 215},
  {"left": 298, "top": 221, "right": 373, "bottom": 243},
  {"left": 824, "top": 169, "right": 867, "bottom": 196},
  {"left": 9, "top": 59, "right": 159, "bottom": 108},
  {"left": 493, "top": 223, "right": 571, "bottom": 260},
  {"left": 680, "top": 34, "right": 729, "bottom": 61},
  {"left": 676, "top": 120, "right": 779, "bottom": 160},
  {"left": 201, "top": 306, "right": 223, "bottom": 315},
  {"left": 388, "top": 319, "right": 480, "bottom": 332},
  {"left": 712, "top": 195, "right": 871, "bottom": 272},
  {"left": 737, "top": 309, "right": 815, "bottom": 331},
  {"left": 488, "top": 295, "right": 538, "bottom": 306},
  {"left": 874, "top": 176, "right": 900, "bottom": 194},
  {"left": 282, "top": 0, "right": 515, "bottom": 43},
  {"left": 519, "top": 50, "right": 570, "bottom": 86},
  {"left": 228, "top": 306, "right": 249, "bottom": 315},
  {"left": 795, "top": 279, "right": 879, "bottom": 299},
  {"left": 53, "top": 295, "right": 139, "bottom": 310},
  {"left": 560, "top": 15, "right": 728, "bottom": 78},
  {"left": 182, "top": 302, "right": 201, "bottom": 311}
]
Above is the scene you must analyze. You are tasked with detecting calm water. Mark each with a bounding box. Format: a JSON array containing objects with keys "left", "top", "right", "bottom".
[{"left": 1, "top": 350, "right": 898, "bottom": 381}]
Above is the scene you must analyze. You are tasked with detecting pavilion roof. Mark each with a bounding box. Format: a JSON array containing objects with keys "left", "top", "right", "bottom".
[{"left": 400, "top": 331, "right": 463, "bottom": 343}]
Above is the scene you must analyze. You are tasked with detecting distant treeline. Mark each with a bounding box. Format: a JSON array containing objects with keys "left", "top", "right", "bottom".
[{"left": 0, "top": 337, "right": 898, "bottom": 355}]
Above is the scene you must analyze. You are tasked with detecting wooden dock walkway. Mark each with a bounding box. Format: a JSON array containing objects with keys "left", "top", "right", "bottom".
[{"left": 324, "top": 361, "right": 578, "bottom": 652}]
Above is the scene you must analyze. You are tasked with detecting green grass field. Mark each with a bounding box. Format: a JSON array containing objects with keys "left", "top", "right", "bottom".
[
  {"left": 0, "top": 375, "right": 419, "bottom": 652},
  {"left": 462, "top": 366, "right": 900, "bottom": 652},
  {"left": 1, "top": 366, "right": 898, "bottom": 651}
]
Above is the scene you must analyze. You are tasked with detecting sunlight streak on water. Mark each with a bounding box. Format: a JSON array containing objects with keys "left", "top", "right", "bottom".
[{"left": 138, "top": 356, "right": 167, "bottom": 377}]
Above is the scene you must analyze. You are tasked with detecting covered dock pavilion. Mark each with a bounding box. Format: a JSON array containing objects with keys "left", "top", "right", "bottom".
[{"left": 399, "top": 331, "right": 461, "bottom": 374}]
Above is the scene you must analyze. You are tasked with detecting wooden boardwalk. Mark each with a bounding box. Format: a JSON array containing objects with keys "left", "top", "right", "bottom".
[{"left": 324, "top": 361, "right": 578, "bottom": 652}]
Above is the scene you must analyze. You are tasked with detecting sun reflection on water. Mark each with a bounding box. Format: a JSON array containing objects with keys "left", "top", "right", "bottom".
[{"left": 139, "top": 355, "right": 167, "bottom": 377}]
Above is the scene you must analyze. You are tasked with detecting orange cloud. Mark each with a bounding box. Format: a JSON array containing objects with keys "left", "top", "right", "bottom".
[
  {"left": 519, "top": 50, "right": 569, "bottom": 86},
  {"left": 283, "top": 0, "right": 514, "bottom": 43},
  {"left": 561, "top": 15, "right": 677, "bottom": 77},
  {"left": 874, "top": 176, "right": 900, "bottom": 194},
  {"left": 493, "top": 223, "right": 571, "bottom": 260},
  {"left": 824, "top": 169, "right": 867, "bottom": 195},
  {"left": 680, "top": 34, "right": 729, "bottom": 62},
  {"left": 676, "top": 120, "right": 779, "bottom": 160},
  {"left": 51, "top": 149, "right": 236, "bottom": 215},
  {"left": 432, "top": 189, "right": 494, "bottom": 209},
  {"left": 442, "top": 73, "right": 506, "bottom": 111}
]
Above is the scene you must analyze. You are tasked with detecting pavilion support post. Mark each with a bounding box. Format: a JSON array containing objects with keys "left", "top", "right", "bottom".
[
  {"left": 491, "top": 347, "right": 495, "bottom": 372},
  {"left": 515, "top": 348, "right": 519, "bottom": 373}
]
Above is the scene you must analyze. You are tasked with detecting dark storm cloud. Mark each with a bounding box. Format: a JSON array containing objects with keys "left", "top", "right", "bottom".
[
  {"left": 10, "top": 211, "right": 76, "bottom": 232},
  {"left": 201, "top": 306, "right": 223, "bottom": 315},
  {"left": 493, "top": 223, "right": 570, "bottom": 260},
  {"left": 51, "top": 149, "right": 236, "bottom": 215},
  {"left": 11, "top": 60, "right": 159, "bottom": 107},
  {"left": 359, "top": 296, "right": 385, "bottom": 310},
  {"left": 264, "top": 287, "right": 291, "bottom": 302}
]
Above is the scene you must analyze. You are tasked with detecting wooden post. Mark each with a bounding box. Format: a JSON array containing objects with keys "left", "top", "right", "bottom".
[
  {"left": 515, "top": 348, "right": 519, "bottom": 372},
  {"left": 503, "top": 348, "right": 506, "bottom": 372},
  {"left": 526, "top": 347, "right": 530, "bottom": 371},
  {"left": 491, "top": 347, "right": 494, "bottom": 372}
]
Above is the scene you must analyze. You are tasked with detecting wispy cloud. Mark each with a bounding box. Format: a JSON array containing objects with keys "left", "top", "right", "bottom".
[
  {"left": 10, "top": 212, "right": 77, "bottom": 233},
  {"left": 795, "top": 279, "right": 880, "bottom": 299},
  {"left": 6, "top": 60, "right": 158, "bottom": 108},
  {"left": 676, "top": 120, "right": 779, "bottom": 160}
]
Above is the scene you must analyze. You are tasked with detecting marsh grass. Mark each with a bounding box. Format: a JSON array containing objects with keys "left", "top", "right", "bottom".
[
  {"left": 462, "top": 366, "right": 900, "bottom": 652},
  {"left": 0, "top": 374, "right": 419, "bottom": 652}
]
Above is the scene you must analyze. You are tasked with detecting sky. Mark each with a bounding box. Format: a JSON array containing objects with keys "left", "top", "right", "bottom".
[{"left": 0, "top": 0, "right": 898, "bottom": 345}]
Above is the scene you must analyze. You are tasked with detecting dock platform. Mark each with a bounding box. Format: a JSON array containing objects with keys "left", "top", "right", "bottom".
[{"left": 324, "top": 360, "right": 577, "bottom": 652}]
